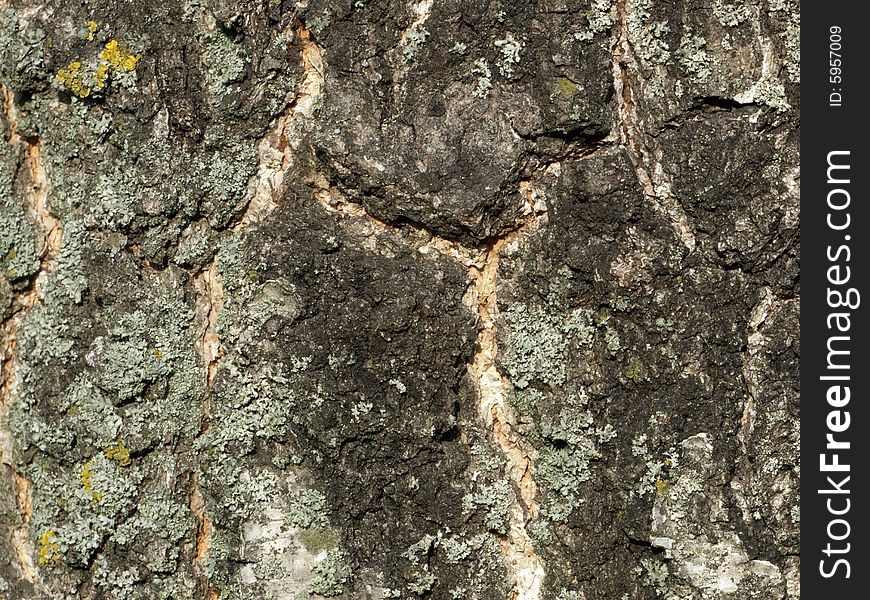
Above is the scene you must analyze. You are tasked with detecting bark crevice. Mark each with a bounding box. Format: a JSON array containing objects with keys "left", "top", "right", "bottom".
[
  {"left": 1, "top": 83, "right": 62, "bottom": 586},
  {"left": 465, "top": 181, "right": 548, "bottom": 600},
  {"left": 611, "top": 0, "right": 696, "bottom": 252}
]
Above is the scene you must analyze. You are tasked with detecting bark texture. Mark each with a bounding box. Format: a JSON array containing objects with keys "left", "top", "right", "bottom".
[{"left": 0, "top": 1, "right": 799, "bottom": 599}]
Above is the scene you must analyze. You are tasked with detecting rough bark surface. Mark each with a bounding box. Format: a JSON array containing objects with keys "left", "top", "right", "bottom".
[{"left": 1, "top": 1, "right": 799, "bottom": 599}]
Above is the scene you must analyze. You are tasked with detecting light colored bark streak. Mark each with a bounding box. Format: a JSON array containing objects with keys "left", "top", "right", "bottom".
[
  {"left": 191, "top": 260, "right": 221, "bottom": 597},
  {"left": 193, "top": 259, "right": 223, "bottom": 391},
  {"left": 400, "top": 0, "right": 433, "bottom": 46},
  {"left": 466, "top": 185, "right": 547, "bottom": 600},
  {"left": 611, "top": 0, "right": 695, "bottom": 251},
  {"left": 308, "top": 171, "right": 486, "bottom": 268},
  {"left": 2, "top": 87, "right": 61, "bottom": 304},
  {"left": 1, "top": 84, "right": 62, "bottom": 585},
  {"left": 1, "top": 323, "right": 36, "bottom": 584},
  {"left": 189, "top": 15, "right": 328, "bottom": 598},
  {"left": 733, "top": 287, "right": 775, "bottom": 499},
  {"left": 236, "top": 16, "right": 325, "bottom": 228}
]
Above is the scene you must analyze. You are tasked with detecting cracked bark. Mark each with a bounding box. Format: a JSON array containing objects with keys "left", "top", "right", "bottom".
[
  {"left": 1, "top": 1, "right": 799, "bottom": 599},
  {"left": 611, "top": 0, "right": 696, "bottom": 252},
  {"left": 235, "top": 13, "right": 325, "bottom": 230},
  {"left": 189, "top": 474, "right": 218, "bottom": 600},
  {"left": 467, "top": 231, "right": 545, "bottom": 600},
  {"left": 1, "top": 83, "right": 60, "bottom": 589}
]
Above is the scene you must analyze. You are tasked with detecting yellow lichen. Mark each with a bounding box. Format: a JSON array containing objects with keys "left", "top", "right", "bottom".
[
  {"left": 556, "top": 76, "right": 579, "bottom": 96},
  {"left": 53, "top": 38, "right": 139, "bottom": 99},
  {"left": 85, "top": 20, "right": 98, "bottom": 42},
  {"left": 37, "top": 529, "right": 60, "bottom": 566},
  {"left": 80, "top": 460, "right": 103, "bottom": 503},
  {"left": 655, "top": 477, "right": 669, "bottom": 497},
  {"left": 55, "top": 61, "right": 92, "bottom": 98},
  {"left": 625, "top": 359, "right": 645, "bottom": 381},
  {"left": 93, "top": 62, "right": 110, "bottom": 90},
  {"left": 100, "top": 39, "right": 140, "bottom": 72},
  {"left": 103, "top": 439, "right": 132, "bottom": 467}
]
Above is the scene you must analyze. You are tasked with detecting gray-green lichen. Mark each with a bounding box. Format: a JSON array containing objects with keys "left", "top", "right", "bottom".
[
  {"left": 768, "top": 0, "right": 800, "bottom": 84},
  {"left": 496, "top": 267, "right": 625, "bottom": 532},
  {"left": 0, "top": 200, "right": 40, "bottom": 290},
  {"left": 585, "top": 0, "right": 614, "bottom": 36},
  {"left": 535, "top": 391, "right": 617, "bottom": 510},
  {"left": 712, "top": 0, "right": 752, "bottom": 28},
  {"left": 402, "top": 28, "right": 430, "bottom": 63},
  {"left": 308, "top": 548, "right": 351, "bottom": 597},
  {"left": 494, "top": 33, "right": 523, "bottom": 78},
  {"left": 676, "top": 30, "right": 711, "bottom": 82},
  {"left": 8, "top": 238, "right": 205, "bottom": 594},
  {"left": 288, "top": 489, "right": 330, "bottom": 530},
  {"left": 626, "top": 0, "right": 672, "bottom": 66},
  {"left": 500, "top": 303, "right": 599, "bottom": 390},
  {"left": 461, "top": 480, "right": 512, "bottom": 535},
  {"left": 200, "top": 25, "right": 248, "bottom": 104},
  {"left": 470, "top": 58, "right": 492, "bottom": 99}
]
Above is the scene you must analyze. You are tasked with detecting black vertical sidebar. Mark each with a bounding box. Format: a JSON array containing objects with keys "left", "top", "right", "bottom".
[{"left": 802, "top": 3, "right": 869, "bottom": 597}]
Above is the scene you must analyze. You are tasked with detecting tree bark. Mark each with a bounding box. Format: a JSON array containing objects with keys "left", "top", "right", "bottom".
[{"left": 1, "top": 1, "right": 800, "bottom": 599}]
